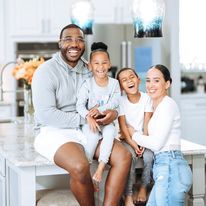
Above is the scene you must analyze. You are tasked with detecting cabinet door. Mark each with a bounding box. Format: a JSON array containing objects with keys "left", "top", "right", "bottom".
[
  {"left": 121, "top": 0, "right": 133, "bottom": 24},
  {"left": 0, "top": 175, "right": 5, "bottom": 206},
  {"left": 0, "top": 0, "right": 6, "bottom": 62},
  {"left": 0, "top": 156, "right": 5, "bottom": 206},
  {"left": 48, "top": 0, "right": 72, "bottom": 37},
  {"left": 0, "top": 105, "right": 12, "bottom": 119},
  {"left": 181, "top": 111, "right": 206, "bottom": 146},
  {"left": 92, "top": 0, "right": 133, "bottom": 24},
  {"left": 7, "top": 0, "right": 44, "bottom": 36},
  {"left": 180, "top": 97, "right": 206, "bottom": 146},
  {"left": 7, "top": 0, "right": 72, "bottom": 37},
  {"left": 92, "top": 0, "right": 117, "bottom": 23}
]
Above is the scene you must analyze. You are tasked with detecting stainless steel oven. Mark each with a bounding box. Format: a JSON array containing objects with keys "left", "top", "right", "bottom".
[{"left": 15, "top": 42, "right": 59, "bottom": 116}]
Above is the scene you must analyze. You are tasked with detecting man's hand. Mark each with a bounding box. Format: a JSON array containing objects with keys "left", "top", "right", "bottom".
[
  {"left": 95, "top": 109, "right": 118, "bottom": 125},
  {"left": 88, "top": 107, "right": 101, "bottom": 118},
  {"left": 86, "top": 115, "right": 100, "bottom": 133}
]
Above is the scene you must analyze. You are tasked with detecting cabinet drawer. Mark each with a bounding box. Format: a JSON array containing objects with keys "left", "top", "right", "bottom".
[
  {"left": 180, "top": 97, "right": 206, "bottom": 110},
  {"left": 0, "top": 156, "right": 5, "bottom": 176},
  {"left": 0, "top": 105, "right": 12, "bottom": 118}
]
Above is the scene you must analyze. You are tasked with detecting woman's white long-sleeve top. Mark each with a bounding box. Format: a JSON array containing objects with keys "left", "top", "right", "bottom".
[{"left": 132, "top": 96, "right": 181, "bottom": 153}]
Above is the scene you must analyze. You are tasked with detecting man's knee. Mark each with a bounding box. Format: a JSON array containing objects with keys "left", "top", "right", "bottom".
[
  {"left": 110, "top": 141, "right": 132, "bottom": 167},
  {"left": 71, "top": 162, "right": 91, "bottom": 182}
]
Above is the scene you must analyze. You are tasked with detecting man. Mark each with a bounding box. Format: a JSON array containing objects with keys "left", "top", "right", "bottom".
[{"left": 32, "top": 24, "right": 131, "bottom": 206}]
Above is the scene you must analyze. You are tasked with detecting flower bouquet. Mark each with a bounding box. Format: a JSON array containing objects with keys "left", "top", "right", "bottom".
[
  {"left": 12, "top": 57, "right": 44, "bottom": 123},
  {"left": 12, "top": 57, "right": 45, "bottom": 89}
]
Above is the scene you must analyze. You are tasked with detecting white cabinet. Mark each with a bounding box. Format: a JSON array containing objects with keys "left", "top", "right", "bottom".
[
  {"left": 5, "top": 0, "right": 134, "bottom": 37},
  {"left": 92, "top": 0, "right": 133, "bottom": 24},
  {"left": 6, "top": 0, "right": 72, "bottom": 37},
  {"left": 0, "top": 175, "right": 5, "bottom": 206},
  {"left": 180, "top": 94, "right": 206, "bottom": 146},
  {"left": 48, "top": 0, "right": 72, "bottom": 36},
  {"left": 0, "top": 156, "right": 6, "bottom": 206},
  {"left": 0, "top": 0, "right": 6, "bottom": 62},
  {"left": 0, "top": 104, "right": 13, "bottom": 119},
  {"left": 119, "top": 0, "right": 133, "bottom": 24}
]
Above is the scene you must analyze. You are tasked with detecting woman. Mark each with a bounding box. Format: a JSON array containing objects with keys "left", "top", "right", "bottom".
[{"left": 129, "top": 64, "right": 192, "bottom": 206}]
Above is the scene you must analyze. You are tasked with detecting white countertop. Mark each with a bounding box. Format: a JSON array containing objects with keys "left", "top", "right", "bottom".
[
  {"left": 181, "top": 139, "right": 206, "bottom": 155},
  {"left": 0, "top": 121, "right": 206, "bottom": 167},
  {"left": 0, "top": 122, "right": 52, "bottom": 167},
  {"left": 0, "top": 101, "right": 12, "bottom": 106}
]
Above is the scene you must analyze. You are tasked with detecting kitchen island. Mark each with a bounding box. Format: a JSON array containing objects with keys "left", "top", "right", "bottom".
[{"left": 0, "top": 122, "right": 206, "bottom": 206}]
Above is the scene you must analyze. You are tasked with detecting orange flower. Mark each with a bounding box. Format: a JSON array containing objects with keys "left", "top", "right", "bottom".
[{"left": 12, "top": 57, "right": 44, "bottom": 85}]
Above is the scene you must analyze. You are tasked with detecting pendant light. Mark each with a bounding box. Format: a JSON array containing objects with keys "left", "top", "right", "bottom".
[
  {"left": 71, "top": 0, "right": 94, "bottom": 34},
  {"left": 132, "top": 0, "right": 165, "bottom": 38}
]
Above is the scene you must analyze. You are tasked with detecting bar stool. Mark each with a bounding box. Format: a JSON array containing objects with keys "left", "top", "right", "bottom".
[{"left": 37, "top": 189, "right": 102, "bottom": 206}]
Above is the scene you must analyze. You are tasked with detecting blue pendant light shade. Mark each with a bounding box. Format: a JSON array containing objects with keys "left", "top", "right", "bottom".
[
  {"left": 132, "top": 0, "right": 165, "bottom": 38},
  {"left": 71, "top": 0, "right": 94, "bottom": 34}
]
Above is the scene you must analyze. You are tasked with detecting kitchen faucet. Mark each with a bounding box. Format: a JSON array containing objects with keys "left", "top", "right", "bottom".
[{"left": 0, "top": 61, "right": 19, "bottom": 102}]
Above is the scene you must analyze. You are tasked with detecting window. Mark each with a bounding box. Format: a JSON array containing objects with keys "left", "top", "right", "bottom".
[{"left": 179, "top": 0, "right": 206, "bottom": 70}]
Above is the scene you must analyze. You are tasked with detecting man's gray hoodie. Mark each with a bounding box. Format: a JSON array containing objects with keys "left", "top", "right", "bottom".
[{"left": 32, "top": 52, "right": 91, "bottom": 131}]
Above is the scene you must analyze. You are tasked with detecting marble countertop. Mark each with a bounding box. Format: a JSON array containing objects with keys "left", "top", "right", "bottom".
[
  {"left": 0, "top": 122, "right": 52, "bottom": 167},
  {"left": 0, "top": 121, "right": 206, "bottom": 167}
]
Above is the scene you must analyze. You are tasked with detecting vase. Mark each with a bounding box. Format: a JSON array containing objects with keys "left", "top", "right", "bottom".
[{"left": 24, "top": 85, "right": 34, "bottom": 124}]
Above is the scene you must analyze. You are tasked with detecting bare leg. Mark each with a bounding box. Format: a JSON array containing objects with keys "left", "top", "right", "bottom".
[
  {"left": 54, "top": 142, "right": 95, "bottom": 206},
  {"left": 94, "top": 139, "right": 132, "bottom": 206},
  {"left": 93, "top": 161, "right": 106, "bottom": 183},
  {"left": 137, "top": 186, "right": 147, "bottom": 202}
]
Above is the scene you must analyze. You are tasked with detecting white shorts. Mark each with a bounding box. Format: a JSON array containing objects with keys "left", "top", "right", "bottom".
[{"left": 34, "top": 126, "right": 87, "bottom": 162}]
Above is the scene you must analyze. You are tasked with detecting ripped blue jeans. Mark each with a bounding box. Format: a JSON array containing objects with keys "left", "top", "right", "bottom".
[{"left": 147, "top": 150, "right": 192, "bottom": 206}]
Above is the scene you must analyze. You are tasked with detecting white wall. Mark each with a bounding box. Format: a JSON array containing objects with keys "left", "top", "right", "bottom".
[{"left": 165, "top": 0, "right": 180, "bottom": 105}]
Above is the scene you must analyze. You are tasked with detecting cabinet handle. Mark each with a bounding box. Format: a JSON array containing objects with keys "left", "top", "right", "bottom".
[
  {"left": 41, "top": 19, "right": 45, "bottom": 33},
  {"left": 127, "top": 41, "right": 131, "bottom": 68},
  {"left": 121, "top": 42, "right": 126, "bottom": 68},
  {"left": 47, "top": 19, "right": 51, "bottom": 33}
]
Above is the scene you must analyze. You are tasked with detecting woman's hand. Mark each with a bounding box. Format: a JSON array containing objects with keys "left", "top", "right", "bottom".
[
  {"left": 95, "top": 109, "right": 118, "bottom": 125},
  {"left": 127, "top": 125, "right": 145, "bottom": 156}
]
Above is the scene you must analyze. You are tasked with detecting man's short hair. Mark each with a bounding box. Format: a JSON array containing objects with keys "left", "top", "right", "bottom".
[{"left": 59, "top": 24, "right": 85, "bottom": 39}]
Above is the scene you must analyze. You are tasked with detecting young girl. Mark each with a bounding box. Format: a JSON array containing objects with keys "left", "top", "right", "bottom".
[
  {"left": 129, "top": 65, "right": 192, "bottom": 205},
  {"left": 117, "top": 68, "right": 153, "bottom": 206},
  {"left": 76, "top": 42, "right": 121, "bottom": 184}
]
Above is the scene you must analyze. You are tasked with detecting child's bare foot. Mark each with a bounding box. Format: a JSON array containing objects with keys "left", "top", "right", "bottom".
[
  {"left": 92, "top": 161, "right": 105, "bottom": 183},
  {"left": 124, "top": 195, "right": 135, "bottom": 206},
  {"left": 93, "top": 180, "right": 100, "bottom": 192},
  {"left": 137, "top": 186, "right": 147, "bottom": 202}
]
